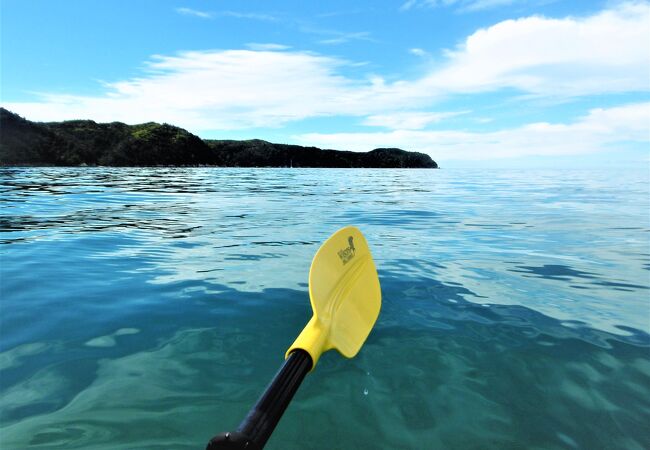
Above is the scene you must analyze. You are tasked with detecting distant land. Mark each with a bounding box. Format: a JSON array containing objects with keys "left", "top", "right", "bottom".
[{"left": 0, "top": 108, "right": 437, "bottom": 168}]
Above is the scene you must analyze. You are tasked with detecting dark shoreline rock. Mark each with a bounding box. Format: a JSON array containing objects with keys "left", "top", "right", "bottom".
[{"left": 0, "top": 108, "right": 438, "bottom": 168}]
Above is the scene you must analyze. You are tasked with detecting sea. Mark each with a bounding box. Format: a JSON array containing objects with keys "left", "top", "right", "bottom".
[{"left": 1, "top": 167, "right": 649, "bottom": 449}]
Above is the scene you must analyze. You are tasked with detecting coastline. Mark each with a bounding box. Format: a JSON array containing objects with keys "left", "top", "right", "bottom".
[{"left": 0, "top": 108, "right": 438, "bottom": 169}]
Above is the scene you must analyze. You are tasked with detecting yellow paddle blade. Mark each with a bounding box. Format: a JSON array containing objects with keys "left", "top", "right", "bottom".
[{"left": 286, "top": 226, "right": 382, "bottom": 369}]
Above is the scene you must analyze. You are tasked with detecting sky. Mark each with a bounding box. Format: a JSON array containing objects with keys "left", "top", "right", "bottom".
[{"left": 1, "top": 0, "right": 649, "bottom": 168}]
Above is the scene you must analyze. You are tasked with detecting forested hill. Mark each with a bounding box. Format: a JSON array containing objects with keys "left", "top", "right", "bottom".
[{"left": 0, "top": 108, "right": 438, "bottom": 168}]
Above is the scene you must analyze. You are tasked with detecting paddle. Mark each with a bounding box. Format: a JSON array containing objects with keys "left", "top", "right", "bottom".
[{"left": 207, "top": 226, "right": 382, "bottom": 450}]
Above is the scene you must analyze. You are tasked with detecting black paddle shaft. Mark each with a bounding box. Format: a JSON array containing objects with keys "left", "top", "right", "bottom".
[{"left": 207, "top": 349, "right": 313, "bottom": 450}]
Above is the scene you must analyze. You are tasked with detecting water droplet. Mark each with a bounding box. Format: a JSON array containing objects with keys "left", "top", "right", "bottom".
[{"left": 363, "top": 388, "right": 368, "bottom": 396}]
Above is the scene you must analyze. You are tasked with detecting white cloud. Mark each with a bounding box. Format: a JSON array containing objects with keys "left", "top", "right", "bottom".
[
  {"left": 245, "top": 43, "right": 291, "bottom": 51},
  {"left": 175, "top": 8, "right": 277, "bottom": 21},
  {"left": 175, "top": 7, "right": 213, "bottom": 19},
  {"left": 409, "top": 48, "right": 429, "bottom": 57},
  {"left": 2, "top": 49, "right": 414, "bottom": 130},
  {"left": 363, "top": 111, "right": 467, "bottom": 129},
  {"left": 297, "top": 25, "right": 376, "bottom": 45},
  {"left": 400, "top": 0, "right": 517, "bottom": 12},
  {"left": 400, "top": 0, "right": 419, "bottom": 11},
  {"left": 294, "top": 102, "right": 650, "bottom": 160},
  {"left": 217, "top": 11, "right": 277, "bottom": 21},
  {"left": 3, "top": 50, "right": 366, "bottom": 130},
  {"left": 421, "top": 2, "right": 650, "bottom": 96},
  {"left": 318, "top": 31, "right": 374, "bottom": 45},
  {"left": 459, "top": 0, "right": 517, "bottom": 12}
]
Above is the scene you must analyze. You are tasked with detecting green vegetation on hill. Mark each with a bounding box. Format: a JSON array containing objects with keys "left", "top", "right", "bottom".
[
  {"left": 0, "top": 108, "right": 438, "bottom": 168},
  {"left": 204, "top": 139, "right": 437, "bottom": 168}
]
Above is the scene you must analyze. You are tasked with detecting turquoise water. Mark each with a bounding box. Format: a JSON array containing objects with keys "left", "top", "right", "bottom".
[{"left": 1, "top": 167, "right": 649, "bottom": 449}]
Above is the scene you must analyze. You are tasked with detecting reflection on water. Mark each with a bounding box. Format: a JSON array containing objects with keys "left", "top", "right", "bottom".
[
  {"left": 1, "top": 167, "right": 649, "bottom": 449},
  {"left": 510, "top": 264, "right": 650, "bottom": 292}
]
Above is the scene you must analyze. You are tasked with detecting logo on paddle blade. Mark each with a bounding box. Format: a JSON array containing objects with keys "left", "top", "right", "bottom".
[{"left": 337, "top": 236, "right": 356, "bottom": 265}]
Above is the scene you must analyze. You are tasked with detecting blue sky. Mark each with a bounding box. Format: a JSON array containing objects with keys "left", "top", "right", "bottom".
[{"left": 2, "top": 0, "right": 649, "bottom": 168}]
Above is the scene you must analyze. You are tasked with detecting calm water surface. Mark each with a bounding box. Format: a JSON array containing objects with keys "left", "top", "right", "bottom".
[{"left": 1, "top": 167, "right": 649, "bottom": 449}]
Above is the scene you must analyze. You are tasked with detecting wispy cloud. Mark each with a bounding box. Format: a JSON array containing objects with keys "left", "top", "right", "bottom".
[
  {"left": 409, "top": 48, "right": 429, "bottom": 57},
  {"left": 245, "top": 43, "right": 291, "bottom": 51},
  {"left": 400, "top": 0, "right": 420, "bottom": 11},
  {"left": 459, "top": 0, "right": 518, "bottom": 12},
  {"left": 3, "top": 50, "right": 362, "bottom": 130},
  {"left": 319, "top": 31, "right": 374, "bottom": 45},
  {"left": 175, "top": 7, "right": 213, "bottom": 19},
  {"left": 217, "top": 11, "right": 278, "bottom": 22},
  {"left": 175, "top": 8, "right": 278, "bottom": 22},
  {"left": 363, "top": 111, "right": 468, "bottom": 129},
  {"left": 401, "top": 0, "right": 530, "bottom": 13},
  {"left": 295, "top": 102, "right": 650, "bottom": 160},
  {"left": 299, "top": 25, "right": 376, "bottom": 45}
]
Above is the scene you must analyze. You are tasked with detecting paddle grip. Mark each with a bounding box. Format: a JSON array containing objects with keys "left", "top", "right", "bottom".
[{"left": 207, "top": 349, "right": 313, "bottom": 450}]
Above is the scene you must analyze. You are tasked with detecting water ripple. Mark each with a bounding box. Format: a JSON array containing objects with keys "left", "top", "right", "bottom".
[{"left": 1, "top": 167, "right": 649, "bottom": 449}]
